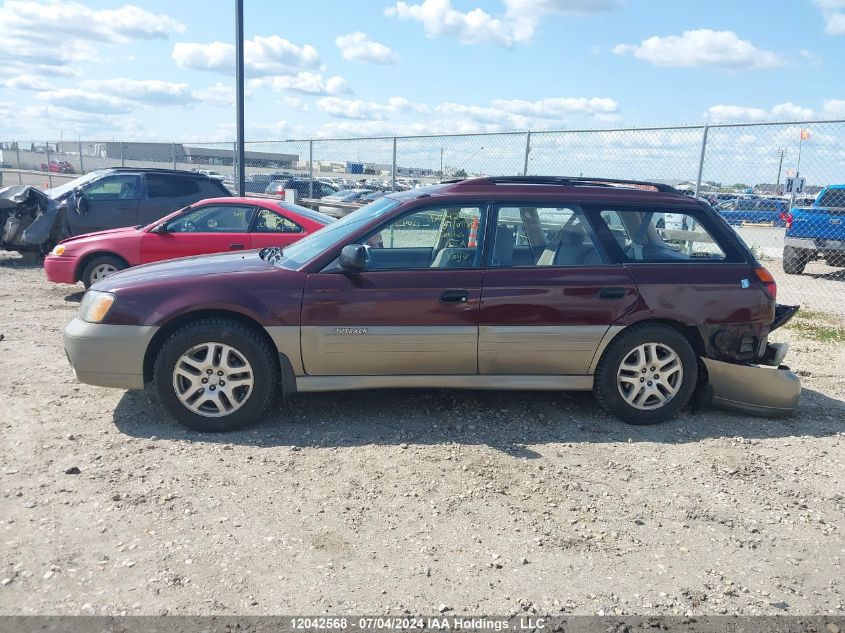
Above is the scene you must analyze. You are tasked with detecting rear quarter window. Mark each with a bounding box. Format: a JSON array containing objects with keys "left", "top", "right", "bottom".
[
  {"left": 589, "top": 207, "right": 740, "bottom": 263},
  {"left": 146, "top": 175, "right": 183, "bottom": 198}
]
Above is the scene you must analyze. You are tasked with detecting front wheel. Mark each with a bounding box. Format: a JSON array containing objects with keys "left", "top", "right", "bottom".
[
  {"left": 82, "top": 255, "right": 126, "bottom": 288},
  {"left": 593, "top": 323, "right": 697, "bottom": 425},
  {"left": 782, "top": 247, "right": 808, "bottom": 275},
  {"left": 153, "top": 318, "right": 278, "bottom": 432}
]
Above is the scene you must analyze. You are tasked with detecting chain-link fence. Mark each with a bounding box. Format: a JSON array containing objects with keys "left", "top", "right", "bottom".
[{"left": 3, "top": 120, "right": 845, "bottom": 321}]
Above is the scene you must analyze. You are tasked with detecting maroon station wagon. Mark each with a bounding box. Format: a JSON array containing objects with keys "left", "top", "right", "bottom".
[{"left": 62, "top": 177, "right": 801, "bottom": 432}]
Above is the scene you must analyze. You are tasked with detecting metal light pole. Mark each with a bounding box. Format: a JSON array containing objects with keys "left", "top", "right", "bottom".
[{"left": 234, "top": 0, "right": 246, "bottom": 196}]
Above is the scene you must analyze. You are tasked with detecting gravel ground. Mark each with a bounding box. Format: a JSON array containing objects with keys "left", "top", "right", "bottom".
[{"left": 0, "top": 252, "right": 843, "bottom": 617}]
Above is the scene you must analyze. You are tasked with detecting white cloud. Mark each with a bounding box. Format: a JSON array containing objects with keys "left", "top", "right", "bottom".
[
  {"left": 172, "top": 35, "right": 320, "bottom": 77},
  {"left": 812, "top": 0, "right": 845, "bottom": 35},
  {"left": 193, "top": 83, "right": 237, "bottom": 107},
  {"left": 0, "top": 1, "right": 183, "bottom": 80},
  {"left": 385, "top": 0, "right": 619, "bottom": 47},
  {"left": 35, "top": 89, "right": 134, "bottom": 115},
  {"left": 822, "top": 99, "right": 845, "bottom": 117},
  {"left": 335, "top": 32, "right": 398, "bottom": 64},
  {"left": 316, "top": 96, "right": 429, "bottom": 120},
  {"left": 282, "top": 96, "right": 309, "bottom": 111},
  {"left": 436, "top": 102, "right": 529, "bottom": 128},
  {"left": 492, "top": 96, "right": 619, "bottom": 118},
  {"left": 326, "top": 76, "right": 353, "bottom": 95},
  {"left": 705, "top": 102, "right": 814, "bottom": 122},
  {"left": 613, "top": 29, "right": 784, "bottom": 69},
  {"left": 249, "top": 73, "right": 351, "bottom": 96},
  {"left": 81, "top": 78, "right": 193, "bottom": 106},
  {"left": 4, "top": 74, "right": 51, "bottom": 91}
]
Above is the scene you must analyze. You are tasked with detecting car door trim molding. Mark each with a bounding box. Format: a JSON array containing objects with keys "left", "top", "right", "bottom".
[{"left": 295, "top": 373, "right": 593, "bottom": 393}]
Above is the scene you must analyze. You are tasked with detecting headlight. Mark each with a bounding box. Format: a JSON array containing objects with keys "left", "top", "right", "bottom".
[
  {"left": 78, "top": 291, "right": 116, "bottom": 323},
  {"left": 51, "top": 244, "right": 66, "bottom": 256}
]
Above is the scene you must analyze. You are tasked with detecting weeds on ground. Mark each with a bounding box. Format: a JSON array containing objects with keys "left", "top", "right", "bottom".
[{"left": 784, "top": 309, "right": 845, "bottom": 343}]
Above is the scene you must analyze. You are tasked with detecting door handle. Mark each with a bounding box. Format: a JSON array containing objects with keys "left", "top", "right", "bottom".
[
  {"left": 440, "top": 289, "right": 468, "bottom": 304},
  {"left": 598, "top": 287, "right": 626, "bottom": 299},
  {"left": 229, "top": 243, "right": 245, "bottom": 250}
]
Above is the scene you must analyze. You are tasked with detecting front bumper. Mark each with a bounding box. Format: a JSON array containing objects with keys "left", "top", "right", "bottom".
[
  {"left": 63, "top": 317, "right": 158, "bottom": 389},
  {"left": 44, "top": 254, "right": 78, "bottom": 284},
  {"left": 703, "top": 357, "right": 801, "bottom": 417}
]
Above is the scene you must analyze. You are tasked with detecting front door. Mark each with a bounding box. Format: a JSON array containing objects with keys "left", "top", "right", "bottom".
[
  {"left": 140, "top": 203, "right": 256, "bottom": 263},
  {"left": 69, "top": 174, "right": 141, "bottom": 235},
  {"left": 479, "top": 204, "right": 638, "bottom": 375},
  {"left": 300, "top": 204, "right": 486, "bottom": 376}
]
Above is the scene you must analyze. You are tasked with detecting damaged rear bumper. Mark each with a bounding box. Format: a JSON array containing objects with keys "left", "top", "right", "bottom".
[{"left": 703, "top": 357, "right": 801, "bottom": 417}]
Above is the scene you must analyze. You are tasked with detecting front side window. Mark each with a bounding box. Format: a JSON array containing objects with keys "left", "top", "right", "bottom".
[
  {"left": 83, "top": 175, "right": 141, "bottom": 200},
  {"left": 490, "top": 205, "right": 602, "bottom": 267},
  {"left": 146, "top": 175, "right": 183, "bottom": 198},
  {"left": 166, "top": 205, "right": 256, "bottom": 233},
  {"left": 359, "top": 205, "right": 483, "bottom": 270},
  {"left": 253, "top": 209, "right": 303, "bottom": 233},
  {"left": 595, "top": 209, "right": 726, "bottom": 262}
]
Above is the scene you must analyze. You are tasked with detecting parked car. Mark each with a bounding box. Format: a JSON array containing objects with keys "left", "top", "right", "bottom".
[
  {"left": 716, "top": 198, "right": 789, "bottom": 227},
  {"left": 0, "top": 168, "right": 231, "bottom": 256},
  {"left": 40, "top": 160, "right": 76, "bottom": 174},
  {"left": 61, "top": 176, "right": 800, "bottom": 432},
  {"left": 265, "top": 178, "right": 337, "bottom": 199},
  {"left": 318, "top": 188, "right": 374, "bottom": 217},
  {"left": 242, "top": 173, "right": 286, "bottom": 194},
  {"left": 45, "top": 198, "right": 333, "bottom": 288},
  {"left": 782, "top": 184, "right": 845, "bottom": 274}
]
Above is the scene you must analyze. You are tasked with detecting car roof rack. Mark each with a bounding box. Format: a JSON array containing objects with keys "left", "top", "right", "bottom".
[{"left": 458, "top": 175, "right": 679, "bottom": 193}]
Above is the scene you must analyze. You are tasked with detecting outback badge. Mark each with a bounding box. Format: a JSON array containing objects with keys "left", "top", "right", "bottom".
[{"left": 334, "top": 327, "right": 368, "bottom": 335}]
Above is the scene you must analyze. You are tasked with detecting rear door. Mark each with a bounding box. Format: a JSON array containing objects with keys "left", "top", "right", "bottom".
[
  {"left": 69, "top": 174, "right": 141, "bottom": 235},
  {"left": 138, "top": 174, "right": 191, "bottom": 225},
  {"left": 139, "top": 203, "right": 256, "bottom": 263},
  {"left": 479, "top": 204, "right": 637, "bottom": 375},
  {"left": 300, "top": 204, "right": 485, "bottom": 376}
]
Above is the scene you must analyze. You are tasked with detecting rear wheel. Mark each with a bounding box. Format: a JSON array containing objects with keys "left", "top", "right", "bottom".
[
  {"left": 81, "top": 255, "right": 126, "bottom": 288},
  {"left": 782, "top": 247, "right": 808, "bottom": 275},
  {"left": 593, "top": 323, "right": 697, "bottom": 425},
  {"left": 153, "top": 318, "right": 278, "bottom": 432},
  {"left": 826, "top": 252, "right": 845, "bottom": 268}
]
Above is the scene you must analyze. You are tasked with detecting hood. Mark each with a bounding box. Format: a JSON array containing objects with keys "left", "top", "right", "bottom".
[
  {"left": 0, "top": 184, "right": 54, "bottom": 209},
  {"left": 93, "top": 249, "right": 276, "bottom": 292},
  {"left": 62, "top": 225, "right": 142, "bottom": 245}
]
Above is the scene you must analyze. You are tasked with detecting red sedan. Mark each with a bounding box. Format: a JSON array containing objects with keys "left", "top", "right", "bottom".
[{"left": 45, "top": 197, "right": 333, "bottom": 288}]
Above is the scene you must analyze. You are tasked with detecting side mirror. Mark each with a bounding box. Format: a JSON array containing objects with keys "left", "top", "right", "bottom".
[
  {"left": 339, "top": 244, "right": 368, "bottom": 271},
  {"left": 75, "top": 195, "right": 89, "bottom": 215},
  {"left": 149, "top": 223, "right": 168, "bottom": 234}
]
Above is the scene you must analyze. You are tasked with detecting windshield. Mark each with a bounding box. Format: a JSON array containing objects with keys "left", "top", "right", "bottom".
[
  {"left": 269, "top": 196, "right": 401, "bottom": 269},
  {"left": 45, "top": 170, "right": 109, "bottom": 199}
]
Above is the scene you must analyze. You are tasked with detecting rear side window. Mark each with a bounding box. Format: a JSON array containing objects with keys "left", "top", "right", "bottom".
[
  {"left": 146, "top": 175, "right": 182, "bottom": 198},
  {"left": 199, "top": 180, "right": 231, "bottom": 197},
  {"left": 182, "top": 179, "right": 200, "bottom": 196},
  {"left": 490, "top": 205, "right": 602, "bottom": 267},
  {"left": 594, "top": 209, "right": 727, "bottom": 262}
]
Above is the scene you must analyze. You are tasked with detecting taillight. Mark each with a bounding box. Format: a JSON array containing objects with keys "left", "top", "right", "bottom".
[
  {"left": 780, "top": 212, "right": 793, "bottom": 230},
  {"left": 754, "top": 266, "right": 777, "bottom": 300}
]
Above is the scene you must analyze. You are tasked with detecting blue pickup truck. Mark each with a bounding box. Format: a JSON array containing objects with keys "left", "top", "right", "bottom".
[{"left": 783, "top": 184, "right": 845, "bottom": 274}]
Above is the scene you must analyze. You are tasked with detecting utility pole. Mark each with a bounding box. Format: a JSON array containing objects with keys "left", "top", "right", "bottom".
[
  {"left": 440, "top": 147, "right": 443, "bottom": 178},
  {"left": 775, "top": 148, "right": 787, "bottom": 194},
  {"left": 234, "top": 0, "right": 246, "bottom": 196}
]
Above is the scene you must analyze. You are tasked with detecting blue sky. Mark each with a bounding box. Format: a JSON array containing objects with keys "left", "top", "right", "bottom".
[{"left": 0, "top": 0, "right": 843, "bottom": 141}]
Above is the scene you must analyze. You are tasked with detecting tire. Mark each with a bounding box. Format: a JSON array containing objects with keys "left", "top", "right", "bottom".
[
  {"left": 826, "top": 252, "right": 845, "bottom": 268},
  {"left": 81, "top": 255, "right": 126, "bottom": 288},
  {"left": 782, "top": 247, "right": 808, "bottom": 275},
  {"left": 593, "top": 323, "right": 698, "bottom": 425},
  {"left": 153, "top": 318, "right": 278, "bottom": 432}
]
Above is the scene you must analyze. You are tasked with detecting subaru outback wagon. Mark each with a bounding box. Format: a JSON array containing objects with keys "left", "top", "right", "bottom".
[{"left": 62, "top": 177, "right": 800, "bottom": 432}]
